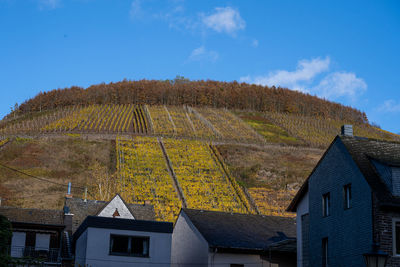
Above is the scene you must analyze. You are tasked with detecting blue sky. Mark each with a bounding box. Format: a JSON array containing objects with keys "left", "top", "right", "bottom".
[{"left": 1, "top": 0, "right": 399, "bottom": 133}]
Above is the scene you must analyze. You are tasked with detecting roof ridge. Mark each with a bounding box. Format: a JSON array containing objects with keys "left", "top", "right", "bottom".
[
  {"left": 340, "top": 134, "right": 400, "bottom": 145},
  {"left": 0, "top": 206, "right": 63, "bottom": 212},
  {"left": 183, "top": 208, "right": 295, "bottom": 220}
]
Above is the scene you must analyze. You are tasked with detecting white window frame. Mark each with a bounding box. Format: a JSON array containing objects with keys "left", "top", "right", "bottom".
[
  {"left": 392, "top": 218, "right": 400, "bottom": 256},
  {"left": 109, "top": 234, "right": 150, "bottom": 257},
  {"left": 343, "top": 184, "right": 351, "bottom": 210},
  {"left": 322, "top": 237, "right": 328, "bottom": 267},
  {"left": 322, "top": 193, "right": 330, "bottom": 217}
]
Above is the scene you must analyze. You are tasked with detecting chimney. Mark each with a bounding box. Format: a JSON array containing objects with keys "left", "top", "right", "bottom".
[
  {"left": 63, "top": 205, "right": 73, "bottom": 232},
  {"left": 341, "top": 125, "right": 353, "bottom": 136},
  {"left": 65, "top": 182, "right": 72, "bottom": 198}
]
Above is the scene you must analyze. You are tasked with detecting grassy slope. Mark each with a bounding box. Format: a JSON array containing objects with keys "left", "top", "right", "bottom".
[
  {"left": 233, "top": 111, "right": 304, "bottom": 146},
  {"left": 216, "top": 144, "right": 323, "bottom": 216},
  {"left": 0, "top": 136, "right": 111, "bottom": 209}
]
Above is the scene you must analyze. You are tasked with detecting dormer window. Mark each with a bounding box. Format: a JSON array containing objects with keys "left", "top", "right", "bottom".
[
  {"left": 322, "top": 193, "right": 330, "bottom": 217},
  {"left": 343, "top": 184, "right": 351, "bottom": 209}
]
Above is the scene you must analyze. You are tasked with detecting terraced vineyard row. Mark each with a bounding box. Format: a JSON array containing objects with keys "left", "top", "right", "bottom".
[
  {"left": 43, "top": 104, "right": 149, "bottom": 134},
  {"left": 0, "top": 106, "right": 76, "bottom": 135},
  {"left": 162, "top": 138, "right": 251, "bottom": 213},
  {"left": 148, "top": 105, "right": 264, "bottom": 143},
  {"left": 1, "top": 104, "right": 265, "bottom": 144},
  {"left": 195, "top": 107, "right": 265, "bottom": 143},
  {"left": 263, "top": 112, "right": 400, "bottom": 148},
  {"left": 116, "top": 136, "right": 181, "bottom": 221}
]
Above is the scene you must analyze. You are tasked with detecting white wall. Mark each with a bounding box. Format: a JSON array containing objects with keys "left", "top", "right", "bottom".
[
  {"left": 296, "top": 191, "right": 309, "bottom": 267},
  {"left": 75, "top": 227, "right": 171, "bottom": 267},
  {"left": 75, "top": 229, "right": 88, "bottom": 267},
  {"left": 171, "top": 212, "right": 209, "bottom": 267},
  {"left": 209, "top": 253, "right": 271, "bottom": 267}
]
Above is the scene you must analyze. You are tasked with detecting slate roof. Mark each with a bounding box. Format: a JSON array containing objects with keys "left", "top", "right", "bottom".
[
  {"left": 182, "top": 209, "right": 296, "bottom": 253},
  {"left": 340, "top": 135, "right": 400, "bottom": 208},
  {"left": 287, "top": 135, "right": 400, "bottom": 211},
  {"left": 0, "top": 206, "right": 64, "bottom": 225},
  {"left": 65, "top": 197, "right": 155, "bottom": 233},
  {"left": 73, "top": 216, "right": 173, "bottom": 243}
]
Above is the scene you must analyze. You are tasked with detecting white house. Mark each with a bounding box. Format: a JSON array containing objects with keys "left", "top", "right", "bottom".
[
  {"left": 73, "top": 194, "right": 173, "bottom": 267},
  {"left": 172, "top": 209, "right": 297, "bottom": 267}
]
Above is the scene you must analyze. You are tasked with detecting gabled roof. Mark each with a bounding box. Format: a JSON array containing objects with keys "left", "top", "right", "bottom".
[
  {"left": 96, "top": 194, "right": 135, "bottom": 219},
  {"left": 287, "top": 135, "right": 400, "bottom": 212},
  {"left": 0, "top": 206, "right": 64, "bottom": 226},
  {"left": 66, "top": 195, "right": 155, "bottom": 233},
  {"left": 340, "top": 135, "right": 400, "bottom": 207},
  {"left": 73, "top": 216, "right": 173, "bottom": 243},
  {"left": 182, "top": 209, "right": 296, "bottom": 253}
]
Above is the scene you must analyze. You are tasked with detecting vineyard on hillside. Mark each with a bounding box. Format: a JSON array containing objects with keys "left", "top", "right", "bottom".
[
  {"left": 162, "top": 138, "right": 252, "bottom": 214},
  {"left": 116, "top": 136, "right": 181, "bottom": 221},
  {"left": 0, "top": 104, "right": 149, "bottom": 135},
  {"left": 113, "top": 136, "right": 253, "bottom": 221},
  {"left": 233, "top": 111, "right": 400, "bottom": 148},
  {"left": 0, "top": 104, "right": 266, "bottom": 144},
  {"left": 262, "top": 112, "right": 400, "bottom": 147}
]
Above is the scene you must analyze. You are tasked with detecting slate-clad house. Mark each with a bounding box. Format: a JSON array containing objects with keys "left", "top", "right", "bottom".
[
  {"left": 0, "top": 206, "right": 72, "bottom": 265},
  {"left": 72, "top": 194, "right": 172, "bottom": 267},
  {"left": 287, "top": 126, "right": 400, "bottom": 266},
  {"left": 172, "top": 208, "right": 297, "bottom": 267}
]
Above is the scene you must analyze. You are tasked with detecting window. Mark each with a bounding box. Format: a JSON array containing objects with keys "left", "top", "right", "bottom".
[
  {"left": 322, "top": 238, "right": 328, "bottom": 267},
  {"left": 343, "top": 184, "right": 352, "bottom": 209},
  {"left": 109, "top": 235, "right": 149, "bottom": 257},
  {"left": 322, "top": 193, "right": 330, "bottom": 217},
  {"left": 393, "top": 219, "right": 400, "bottom": 256}
]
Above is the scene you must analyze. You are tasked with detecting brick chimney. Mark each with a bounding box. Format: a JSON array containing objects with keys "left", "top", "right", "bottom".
[
  {"left": 341, "top": 125, "right": 353, "bottom": 136},
  {"left": 63, "top": 205, "right": 73, "bottom": 232}
]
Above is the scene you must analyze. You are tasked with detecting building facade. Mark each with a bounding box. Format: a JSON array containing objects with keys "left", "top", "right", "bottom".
[
  {"left": 172, "top": 209, "right": 296, "bottom": 267},
  {"left": 288, "top": 128, "right": 400, "bottom": 267},
  {"left": 74, "top": 216, "right": 173, "bottom": 267}
]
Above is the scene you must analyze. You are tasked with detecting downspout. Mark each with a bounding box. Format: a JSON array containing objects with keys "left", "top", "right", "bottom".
[
  {"left": 211, "top": 247, "right": 217, "bottom": 267},
  {"left": 371, "top": 191, "right": 378, "bottom": 245},
  {"left": 269, "top": 247, "right": 271, "bottom": 267}
]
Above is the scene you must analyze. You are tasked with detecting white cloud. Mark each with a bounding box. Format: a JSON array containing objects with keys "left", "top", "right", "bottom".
[
  {"left": 129, "top": 0, "right": 142, "bottom": 19},
  {"left": 201, "top": 7, "right": 245, "bottom": 35},
  {"left": 377, "top": 100, "right": 400, "bottom": 113},
  {"left": 240, "top": 57, "right": 330, "bottom": 92},
  {"left": 240, "top": 56, "right": 367, "bottom": 102},
  {"left": 252, "top": 39, "right": 259, "bottom": 48},
  {"left": 38, "top": 0, "right": 61, "bottom": 9},
  {"left": 312, "top": 72, "right": 367, "bottom": 100},
  {"left": 188, "top": 46, "right": 219, "bottom": 62}
]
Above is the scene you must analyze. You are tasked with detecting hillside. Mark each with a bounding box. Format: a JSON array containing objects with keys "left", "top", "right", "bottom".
[
  {"left": 1, "top": 82, "right": 399, "bottom": 221},
  {"left": 7, "top": 78, "right": 368, "bottom": 123}
]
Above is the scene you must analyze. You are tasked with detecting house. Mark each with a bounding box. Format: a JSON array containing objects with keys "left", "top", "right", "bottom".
[
  {"left": 287, "top": 125, "right": 400, "bottom": 266},
  {"left": 0, "top": 206, "right": 72, "bottom": 266},
  {"left": 172, "top": 208, "right": 297, "bottom": 267},
  {"left": 64, "top": 193, "right": 155, "bottom": 234},
  {"left": 71, "top": 194, "right": 173, "bottom": 267}
]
